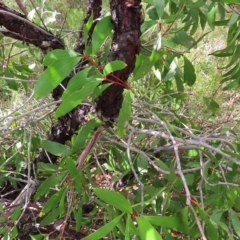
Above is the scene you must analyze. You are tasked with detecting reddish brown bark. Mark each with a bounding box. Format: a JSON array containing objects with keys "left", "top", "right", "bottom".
[
  {"left": 96, "top": 0, "right": 143, "bottom": 118},
  {"left": 0, "top": 3, "right": 64, "bottom": 50}
]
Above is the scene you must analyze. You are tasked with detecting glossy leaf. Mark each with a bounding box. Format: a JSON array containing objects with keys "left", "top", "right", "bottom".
[
  {"left": 94, "top": 188, "right": 132, "bottom": 214},
  {"left": 55, "top": 78, "right": 102, "bottom": 117},
  {"left": 92, "top": 16, "right": 113, "bottom": 54},
  {"left": 43, "top": 49, "right": 80, "bottom": 66},
  {"left": 136, "top": 217, "right": 163, "bottom": 240},
  {"left": 62, "top": 68, "right": 91, "bottom": 99},
  {"left": 103, "top": 60, "right": 127, "bottom": 75},
  {"left": 34, "top": 56, "right": 81, "bottom": 98}
]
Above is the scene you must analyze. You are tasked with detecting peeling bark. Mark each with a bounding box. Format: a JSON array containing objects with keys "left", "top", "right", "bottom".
[
  {"left": 96, "top": 0, "right": 143, "bottom": 118},
  {"left": 0, "top": 3, "right": 64, "bottom": 50}
]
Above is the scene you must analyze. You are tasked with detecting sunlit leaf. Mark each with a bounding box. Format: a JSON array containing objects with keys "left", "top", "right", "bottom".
[
  {"left": 103, "top": 60, "right": 127, "bottom": 75},
  {"left": 43, "top": 49, "right": 80, "bottom": 66},
  {"left": 136, "top": 217, "right": 163, "bottom": 240},
  {"left": 92, "top": 16, "right": 113, "bottom": 54},
  {"left": 34, "top": 56, "right": 81, "bottom": 98}
]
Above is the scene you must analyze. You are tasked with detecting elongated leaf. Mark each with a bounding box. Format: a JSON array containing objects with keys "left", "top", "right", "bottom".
[
  {"left": 82, "top": 214, "right": 123, "bottom": 240},
  {"left": 198, "top": 207, "right": 219, "bottom": 240},
  {"left": 11, "top": 206, "right": 21, "bottom": 222},
  {"left": 215, "top": 0, "right": 240, "bottom": 3},
  {"left": 55, "top": 78, "right": 102, "bottom": 117},
  {"left": 94, "top": 188, "right": 132, "bottom": 214},
  {"left": 40, "top": 140, "right": 71, "bottom": 156},
  {"left": 41, "top": 186, "right": 67, "bottom": 214},
  {"left": 103, "top": 60, "right": 127, "bottom": 75},
  {"left": 34, "top": 56, "right": 81, "bottom": 98},
  {"left": 92, "top": 83, "right": 111, "bottom": 100},
  {"left": 66, "top": 158, "right": 82, "bottom": 193},
  {"left": 62, "top": 68, "right": 91, "bottom": 99},
  {"left": 117, "top": 90, "right": 133, "bottom": 137},
  {"left": 229, "top": 209, "right": 240, "bottom": 237},
  {"left": 184, "top": 56, "right": 196, "bottom": 86},
  {"left": 153, "top": 32, "right": 162, "bottom": 51},
  {"left": 73, "top": 118, "right": 102, "bottom": 153},
  {"left": 223, "top": 79, "right": 240, "bottom": 90},
  {"left": 207, "top": 5, "right": 216, "bottom": 30},
  {"left": 35, "top": 174, "right": 65, "bottom": 200},
  {"left": 40, "top": 208, "right": 59, "bottom": 226},
  {"left": 142, "top": 215, "right": 181, "bottom": 229},
  {"left": 153, "top": 0, "right": 165, "bottom": 18},
  {"left": 136, "top": 217, "right": 163, "bottom": 240},
  {"left": 92, "top": 16, "right": 113, "bottom": 54},
  {"left": 43, "top": 49, "right": 80, "bottom": 66}
]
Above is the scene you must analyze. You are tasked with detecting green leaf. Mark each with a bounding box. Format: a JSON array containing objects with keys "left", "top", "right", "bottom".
[
  {"left": 153, "top": 0, "right": 165, "bottom": 18},
  {"left": 84, "top": 14, "right": 93, "bottom": 46},
  {"left": 4, "top": 69, "right": 19, "bottom": 91},
  {"left": 73, "top": 118, "right": 102, "bottom": 153},
  {"left": 43, "top": 49, "right": 80, "bottom": 66},
  {"left": 117, "top": 90, "right": 133, "bottom": 137},
  {"left": 207, "top": 5, "right": 216, "bottom": 30},
  {"left": 41, "top": 186, "right": 67, "bottom": 214},
  {"left": 94, "top": 188, "right": 132, "bottom": 214},
  {"left": 184, "top": 56, "right": 196, "bottom": 86},
  {"left": 55, "top": 78, "right": 102, "bottom": 117},
  {"left": 66, "top": 158, "right": 82, "bottom": 194},
  {"left": 136, "top": 217, "right": 163, "bottom": 240},
  {"left": 198, "top": 207, "right": 219, "bottom": 240},
  {"left": 223, "top": 79, "right": 240, "bottom": 90},
  {"left": 40, "top": 208, "right": 59, "bottom": 226},
  {"left": 82, "top": 214, "right": 123, "bottom": 240},
  {"left": 142, "top": 215, "right": 181, "bottom": 229},
  {"left": 11, "top": 206, "right": 21, "bottom": 222},
  {"left": 75, "top": 203, "right": 83, "bottom": 231},
  {"left": 92, "top": 83, "right": 111, "bottom": 100},
  {"left": 62, "top": 68, "right": 91, "bottom": 99},
  {"left": 92, "top": 16, "right": 113, "bottom": 54},
  {"left": 35, "top": 174, "right": 65, "bottom": 200},
  {"left": 229, "top": 210, "right": 240, "bottom": 237},
  {"left": 34, "top": 56, "right": 81, "bottom": 98},
  {"left": 103, "top": 60, "right": 127, "bottom": 75},
  {"left": 40, "top": 140, "right": 71, "bottom": 156},
  {"left": 216, "top": 0, "right": 240, "bottom": 3}
]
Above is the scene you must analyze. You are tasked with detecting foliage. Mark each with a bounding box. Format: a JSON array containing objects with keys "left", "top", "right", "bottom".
[{"left": 1, "top": 0, "right": 240, "bottom": 239}]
